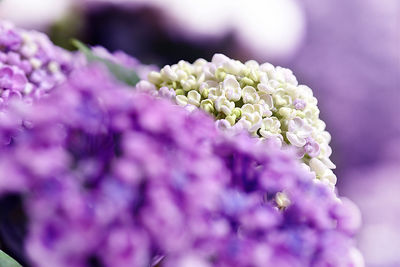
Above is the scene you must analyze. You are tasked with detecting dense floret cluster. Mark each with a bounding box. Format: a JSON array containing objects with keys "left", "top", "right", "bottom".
[
  {"left": 0, "top": 66, "right": 362, "bottom": 267},
  {"left": 0, "top": 21, "right": 73, "bottom": 105},
  {"left": 145, "top": 54, "right": 337, "bottom": 186}
]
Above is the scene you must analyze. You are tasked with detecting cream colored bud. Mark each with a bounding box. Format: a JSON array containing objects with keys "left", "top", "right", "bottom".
[
  {"left": 200, "top": 99, "right": 215, "bottom": 114},
  {"left": 226, "top": 115, "right": 236, "bottom": 126},
  {"left": 148, "top": 71, "right": 162, "bottom": 84},
  {"left": 175, "top": 95, "right": 188, "bottom": 106},
  {"left": 187, "top": 90, "right": 201, "bottom": 107},
  {"left": 160, "top": 65, "right": 178, "bottom": 81},
  {"left": 242, "top": 86, "right": 259, "bottom": 104},
  {"left": 276, "top": 192, "right": 291, "bottom": 208},
  {"left": 215, "top": 97, "right": 234, "bottom": 116}
]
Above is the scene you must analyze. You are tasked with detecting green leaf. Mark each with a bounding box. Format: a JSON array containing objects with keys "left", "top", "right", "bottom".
[
  {"left": 71, "top": 39, "right": 140, "bottom": 86},
  {"left": 0, "top": 250, "right": 22, "bottom": 267}
]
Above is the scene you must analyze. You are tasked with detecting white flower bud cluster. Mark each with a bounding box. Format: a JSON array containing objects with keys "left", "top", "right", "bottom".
[{"left": 146, "top": 54, "right": 336, "bottom": 186}]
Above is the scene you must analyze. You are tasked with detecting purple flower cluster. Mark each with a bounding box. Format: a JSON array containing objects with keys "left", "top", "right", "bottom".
[
  {"left": 0, "top": 21, "right": 72, "bottom": 106},
  {"left": 0, "top": 65, "right": 362, "bottom": 267}
]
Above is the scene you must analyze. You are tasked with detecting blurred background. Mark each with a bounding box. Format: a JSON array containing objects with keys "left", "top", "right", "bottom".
[{"left": 1, "top": 0, "right": 399, "bottom": 266}]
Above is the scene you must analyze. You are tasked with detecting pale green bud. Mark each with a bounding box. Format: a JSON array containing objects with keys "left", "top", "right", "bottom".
[
  {"left": 175, "top": 89, "right": 185, "bottom": 96},
  {"left": 215, "top": 67, "right": 227, "bottom": 80},
  {"left": 240, "top": 77, "right": 254, "bottom": 87},
  {"left": 200, "top": 99, "right": 215, "bottom": 114},
  {"left": 232, "top": 107, "right": 242, "bottom": 118},
  {"left": 226, "top": 115, "right": 236, "bottom": 126}
]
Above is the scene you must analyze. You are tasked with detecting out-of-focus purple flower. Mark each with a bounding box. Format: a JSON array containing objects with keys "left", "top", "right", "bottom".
[
  {"left": 0, "top": 20, "right": 73, "bottom": 106},
  {"left": 0, "top": 20, "right": 158, "bottom": 108},
  {"left": 0, "top": 65, "right": 362, "bottom": 266}
]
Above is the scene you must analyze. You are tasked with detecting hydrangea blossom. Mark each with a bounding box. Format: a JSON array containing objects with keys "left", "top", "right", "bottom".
[
  {"left": 144, "top": 54, "right": 337, "bottom": 185},
  {"left": 0, "top": 65, "right": 362, "bottom": 267},
  {"left": 0, "top": 21, "right": 73, "bottom": 105}
]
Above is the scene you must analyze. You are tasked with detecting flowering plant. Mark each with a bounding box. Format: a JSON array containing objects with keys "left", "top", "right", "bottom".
[
  {"left": 0, "top": 20, "right": 365, "bottom": 267},
  {"left": 145, "top": 54, "right": 337, "bottom": 186},
  {"left": 0, "top": 65, "right": 362, "bottom": 267}
]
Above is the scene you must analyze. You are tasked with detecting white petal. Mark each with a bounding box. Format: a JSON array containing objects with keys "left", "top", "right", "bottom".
[
  {"left": 223, "top": 75, "right": 240, "bottom": 89},
  {"left": 309, "top": 158, "right": 328, "bottom": 177},
  {"left": 175, "top": 95, "right": 188, "bottom": 106},
  {"left": 258, "top": 92, "right": 274, "bottom": 109},
  {"left": 236, "top": 118, "right": 252, "bottom": 131},
  {"left": 320, "top": 157, "right": 336, "bottom": 169},
  {"left": 187, "top": 90, "right": 201, "bottom": 106},
  {"left": 286, "top": 132, "right": 306, "bottom": 147},
  {"left": 241, "top": 104, "right": 255, "bottom": 114},
  {"left": 212, "top": 53, "right": 230, "bottom": 65},
  {"left": 223, "top": 60, "right": 242, "bottom": 75},
  {"left": 242, "top": 86, "right": 259, "bottom": 104},
  {"left": 160, "top": 65, "right": 178, "bottom": 81},
  {"left": 260, "top": 62, "right": 275, "bottom": 73},
  {"left": 223, "top": 75, "right": 241, "bottom": 101},
  {"left": 136, "top": 80, "right": 156, "bottom": 92}
]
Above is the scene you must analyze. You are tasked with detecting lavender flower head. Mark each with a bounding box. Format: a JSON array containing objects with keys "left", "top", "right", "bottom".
[
  {"left": 0, "top": 64, "right": 362, "bottom": 266},
  {"left": 0, "top": 21, "right": 72, "bottom": 106},
  {"left": 143, "top": 54, "right": 337, "bottom": 186}
]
